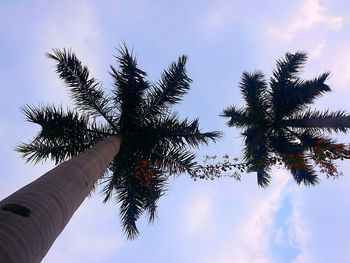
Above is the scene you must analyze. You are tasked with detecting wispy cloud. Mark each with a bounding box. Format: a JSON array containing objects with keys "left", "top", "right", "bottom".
[
  {"left": 288, "top": 174, "right": 350, "bottom": 263},
  {"left": 185, "top": 191, "right": 214, "bottom": 234},
  {"left": 330, "top": 46, "right": 350, "bottom": 92},
  {"left": 207, "top": 172, "right": 289, "bottom": 263},
  {"left": 284, "top": 189, "right": 312, "bottom": 263},
  {"left": 268, "top": 0, "right": 343, "bottom": 42},
  {"left": 310, "top": 41, "right": 327, "bottom": 58},
  {"left": 201, "top": 0, "right": 237, "bottom": 34}
]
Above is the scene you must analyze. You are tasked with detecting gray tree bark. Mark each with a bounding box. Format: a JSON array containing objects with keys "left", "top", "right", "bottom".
[{"left": 0, "top": 135, "right": 122, "bottom": 263}]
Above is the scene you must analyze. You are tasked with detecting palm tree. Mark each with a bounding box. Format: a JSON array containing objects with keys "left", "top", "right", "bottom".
[
  {"left": 0, "top": 46, "right": 220, "bottom": 263},
  {"left": 222, "top": 51, "right": 350, "bottom": 187}
]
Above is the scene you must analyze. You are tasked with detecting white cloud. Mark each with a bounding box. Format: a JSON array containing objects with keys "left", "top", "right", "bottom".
[
  {"left": 185, "top": 192, "right": 213, "bottom": 234},
  {"left": 268, "top": 0, "right": 343, "bottom": 42},
  {"left": 283, "top": 189, "right": 313, "bottom": 263},
  {"left": 286, "top": 200, "right": 316, "bottom": 263},
  {"left": 286, "top": 169, "right": 350, "bottom": 263},
  {"left": 330, "top": 46, "right": 350, "bottom": 91},
  {"left": 310, "top": 41, "right": 327, "bottom": 58},
  {"left": 207, "top": 172, "right": 289, "bottom": 263},
  {"left": 201, "top": 1, "right": 237, "bottom": 34}
]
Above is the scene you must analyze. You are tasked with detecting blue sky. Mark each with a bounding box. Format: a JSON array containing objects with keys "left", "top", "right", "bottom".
[{"left": 1, "top": 0, "right": 350, "bottom": 262}]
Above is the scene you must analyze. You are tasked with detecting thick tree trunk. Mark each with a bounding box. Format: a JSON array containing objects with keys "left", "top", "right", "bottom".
[
  {"left": 286, "top": 116, "right": 350, "bottom": 128},
  {"left": 0, "top": 135, "right": 122, "bottom": 263}
]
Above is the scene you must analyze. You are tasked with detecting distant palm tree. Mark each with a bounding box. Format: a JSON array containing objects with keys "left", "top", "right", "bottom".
[
  {"left": 0, "top": 46, "right": 220, "bottom": 263},
  {"left": 222, "top": 51, "right": 350, "bottom": 187}
]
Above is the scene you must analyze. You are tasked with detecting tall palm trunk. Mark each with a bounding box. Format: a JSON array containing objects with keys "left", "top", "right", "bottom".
[
  {"left": 0, "top": 135, "right": 122, "bottom": 263},
  {"left": 286, "top": 116, "right": 350, "bottom": 129}
]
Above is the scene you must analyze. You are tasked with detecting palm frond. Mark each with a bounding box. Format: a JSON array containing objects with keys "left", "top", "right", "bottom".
[
  {"left": 242, "top": 131, "right": 272, "bottom": 187},
  {"left": 140, "top": 55, "right": 191, "bottom": 120},
  {"left": 145, "top": 114, "right": 222, "bottom": 148},
  {"left": 288, "top": 109, "right": 350, "bottom": 133},
  {"left": 269, "top": 131, "right": 305, "bottom": 155},
  {"left": 117, "top": 180, "right": 145, "bottom": 240},
  {"left": 271, "top": 51, "right": 307, "bottom": 83},
  {"left": 282, "top": 72, "right": 331, "bottom": 115},
  {"left": 221, "top": 106, "right": 252, "bottom": 128},
  {"left": 15, "top": 140, "right": 94, "bottom": 165},
  {"left": 256, "top": 170, "right": 271, "bottom": 188},
  {"left": 269, "top": 133, "right": 319, "bottom": 185},
  {"left": 243, "top": 126, "right": 267, "bottom": 149},
  {"left": 46, "top": 49, "right": 116, "bottom": 129},
  {"left": 110, "top": 45, "right": 149, "bottom": 132},
  {"left": 295, "top": 131, "right": 335, "bottom": 150},
  {"left": 289, "top": 164, "right": 319, "bottom": 186},
  {"left": 270, "top": 51, "right": 308, "bottom": 118},
  {"left": 21, "top": 104, "right": 113, "bottom": 139},
  {"left": 245, "top": 156, "right": 271, "bottom": 188},
  {"left": 142, "top": 170, "right": 168, "bottom": 224},
  {"left": 16, "top": 105, "right": 110, "bottom": 164},
  {"left": 240, "top": 71, "right": 270, "bottom": 116},
  {"left": 152, "top": 146, "right": 197, "bottom": 176},
  {"left": 103, "top": 152, "right": 168, "bottom": 238}
]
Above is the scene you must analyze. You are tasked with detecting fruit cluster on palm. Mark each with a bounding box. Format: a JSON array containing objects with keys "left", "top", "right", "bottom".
[
  {"left": 16, "top": 46, "right": 220, "bottom": 239},
  {"left": 222, "top": 52, "right": 350, "bottom": 187}
]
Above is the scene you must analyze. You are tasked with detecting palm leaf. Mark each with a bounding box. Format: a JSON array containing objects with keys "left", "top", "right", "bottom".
[
  {"left": 270, "top": 51, "right": 308, "bottom": 118},
  {"left": 240, "top": 71, "right": 270, "bottom": 117},
  {"left": 46, "top": 49, "right": 116, "bottom": 129},
  {"left": 16, "top": 105, "right": 110, "bottom": 164},
  {"left": 140, "top": 55, "right": 191, "bottom": 120},
  {"left": 282, "top": 72, "right": 331, "bottom": 116},
  {"left": 144, "top": 114, "right": 222, "bottom": 148},
  {"left": 242, "top": 128, "right": 272, "bottom": 187},
  {"left": 289, "top": 164, "right": 319, "bottom": 186},
  {"left": 288, "top": 109, "right": 350, "bottom": 133},
  {"left": 110, "top": 45, "right": 149, "bottom": 131},
  {"left": 221, "top": 106, "right": 253, "bottom": 128}
]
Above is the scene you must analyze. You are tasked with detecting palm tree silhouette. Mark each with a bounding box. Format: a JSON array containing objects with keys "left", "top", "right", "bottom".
[
  {"left": 222, "top": 51, "right": 350, "bottom": 187},
  {"left": 0, "top": 45, "right": 220, "bottom": 263}
]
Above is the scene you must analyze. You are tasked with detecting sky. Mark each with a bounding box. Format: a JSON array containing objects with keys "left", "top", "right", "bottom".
[{"left": 1, "top": 0, "right": 350, "bottom": 262}]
